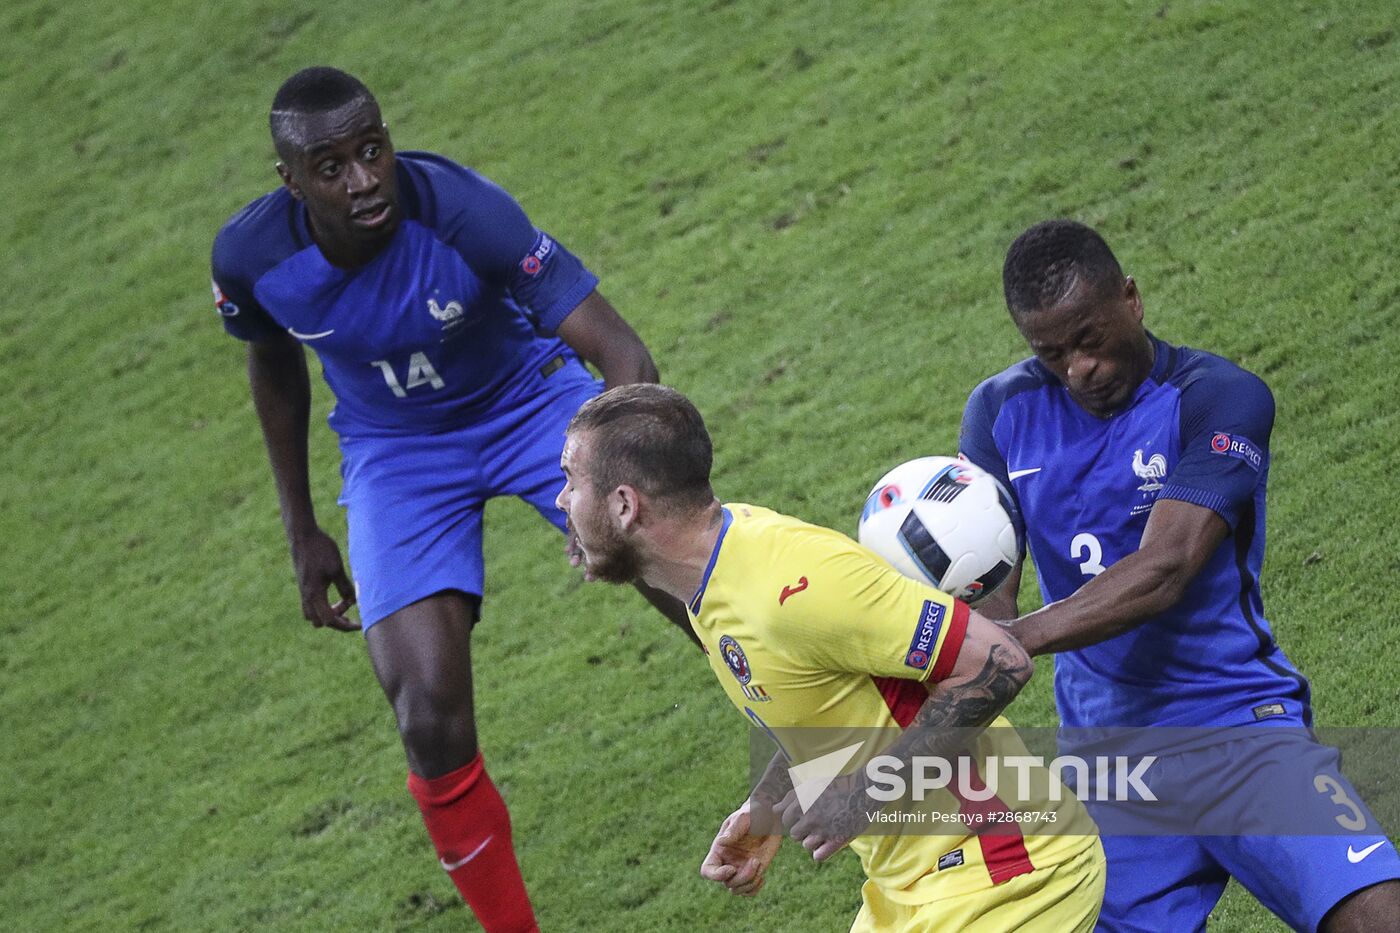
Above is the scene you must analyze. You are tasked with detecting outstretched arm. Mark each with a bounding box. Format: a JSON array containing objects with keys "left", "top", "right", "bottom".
[
  {"left": 555, "top": 290, "right": 659, "bottom": 389},
  {"left": 974, "top": 561, "right": 1023, "bottom": 622},
  {"left": 1008, "top": 498, "right": 1226, "bottom": 656},
  {"left": 247, "top": 334, "right": 356, "bottom": 631}
]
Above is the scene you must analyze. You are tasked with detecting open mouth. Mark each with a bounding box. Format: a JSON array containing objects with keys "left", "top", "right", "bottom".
[{"left": 351, "top": 202, "right": 392, "bottom": 229}]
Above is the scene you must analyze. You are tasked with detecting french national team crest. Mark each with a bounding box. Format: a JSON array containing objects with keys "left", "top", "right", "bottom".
[
  {"left": 718, "top": 634, "right": 752, "bottom": 685},
  {"left": 1131, "top": 448, "right": 1167, "bottom": 493},
  {"left": 427, "top": 294, "right": 469, "bottom": 341}
]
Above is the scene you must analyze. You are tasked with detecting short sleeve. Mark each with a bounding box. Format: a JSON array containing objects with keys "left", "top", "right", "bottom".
[
  {"left": 959, "top": 377, "right": 1012, "bottom": 489},
  {"left": 763, "top": 534, "right": 971, "bottom": 683},
  {"left": 959, "top": 375, "right": 1025, "bottom": 551},
  {"left": 210, "top": 233, "right": 286, "bottom": 343},
  {"left": 1159, "top": 363, "right": 1274, "bottom": 528},
  {"left": 426, "top": 160, "right": 599, "bottom": 335}
]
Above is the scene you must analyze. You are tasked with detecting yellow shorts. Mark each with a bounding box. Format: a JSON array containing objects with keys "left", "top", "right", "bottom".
[{"left": 849, "top": 838, "right": 1105, "bottom": 933}]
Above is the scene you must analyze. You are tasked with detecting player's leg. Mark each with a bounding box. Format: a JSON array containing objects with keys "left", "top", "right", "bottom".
[
  {"left": 1094, "top": 834, "right": 1225, "bottom": 933},
  {"left": 1319, "top": 880, "right": 1400, "bottom": 932},
  {"left": 366, "top": 591, "right": 537, "bottom": 933},
  {"left": 340, "top": 431, "right": 536, "bottom": 932},
  {"left": 366, "top": 590, "right": 481, "bottom": 777},
  {"left": 1200, "top": 732, "right": 1400, "bottom": 933}
]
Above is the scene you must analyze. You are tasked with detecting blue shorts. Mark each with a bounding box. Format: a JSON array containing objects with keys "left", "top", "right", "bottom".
[
  {"left": 337, "top": 358, "right": 601, "bottom": 629},
  {"left": 1089, "top": 731, "right": 1400, "bottom": 932}
]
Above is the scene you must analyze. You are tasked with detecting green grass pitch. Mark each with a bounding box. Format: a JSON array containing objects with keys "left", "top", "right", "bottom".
[{"left": 2, "top": 1, "right": 1397, "bottom": 929}]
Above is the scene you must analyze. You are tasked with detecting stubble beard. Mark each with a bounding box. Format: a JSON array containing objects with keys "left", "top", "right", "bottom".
[{"left": 571, "top": 515, "right": 643, "bottom": 585}]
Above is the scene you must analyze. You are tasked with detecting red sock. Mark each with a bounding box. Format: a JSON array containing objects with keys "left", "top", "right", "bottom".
[{"left": 407, "top": 753, "right": 538, "bottom": 933}]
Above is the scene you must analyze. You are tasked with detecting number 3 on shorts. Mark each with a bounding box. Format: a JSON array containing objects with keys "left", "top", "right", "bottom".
[{"left": 1313, "top": 774, "right": 1367, "bottom": 831}]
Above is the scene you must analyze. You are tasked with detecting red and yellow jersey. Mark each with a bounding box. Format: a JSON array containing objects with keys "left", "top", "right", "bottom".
[{"left": 688, "top": 504, "right": 1096, "bottom": 904}]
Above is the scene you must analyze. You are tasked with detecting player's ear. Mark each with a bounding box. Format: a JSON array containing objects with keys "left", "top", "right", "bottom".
[
  {"left": 1124, "top": 276, "right": 1143, "bottom": 321},
  {"left": 276, "top": 162, "right": 304, "bottom": 201},
  {"left": 612, "top": 484, "right": 641, "bottom": 530}
]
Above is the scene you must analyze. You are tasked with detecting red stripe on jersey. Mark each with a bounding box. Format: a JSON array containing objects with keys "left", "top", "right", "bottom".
[
  {"left": 929, "top": 599, "right": 970, "bottom": 683},
  {"left": 950, "top": 760, "right": 1034, "bottom": 885},
  {"left": 872, "top": 675, "right": 927, "bottom": 728}
]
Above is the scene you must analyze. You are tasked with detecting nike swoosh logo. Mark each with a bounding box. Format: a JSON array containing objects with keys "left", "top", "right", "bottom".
[
  {"left": 287, "top": 327, "right": 335, "bottom": 340},
  {"left": 1008, "top": 468, "right": 1042, "bottom": 480},
  {"left": 1347, "top": 841, "right": 1385, "bottom": 863},
  {"left": 440, "top": 835, "right": 493, "bottom": 872}
]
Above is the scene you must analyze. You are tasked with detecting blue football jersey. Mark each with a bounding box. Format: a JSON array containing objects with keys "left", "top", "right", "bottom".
[
  {"left": 210, "top": 151, "right": 599, "bottom": 436},
  {"left": 960, "top": 335, "right": 1311, "bottom": 729}
]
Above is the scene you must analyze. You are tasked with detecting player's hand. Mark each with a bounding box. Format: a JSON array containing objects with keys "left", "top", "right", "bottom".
[
  {"left": 699, "top": 800, "right": 782, "bottom": 896},
  {"left": 290, "top": 528, "right": 357, "bottom": 632},
  {"left": 563, "top": 520, "right": 596, "bottom": 582},
  {"left": 776, "top": 773, "right": 869, "bottom": 863}
]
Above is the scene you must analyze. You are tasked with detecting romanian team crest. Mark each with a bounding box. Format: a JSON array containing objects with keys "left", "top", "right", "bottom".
[{"left": 718, "top": 634, "right": 752, "bottom": 685}]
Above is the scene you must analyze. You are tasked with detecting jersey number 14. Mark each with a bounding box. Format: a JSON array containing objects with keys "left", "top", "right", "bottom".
[{"left": 371, "top": 353, "right": 444, "bottom": 398}]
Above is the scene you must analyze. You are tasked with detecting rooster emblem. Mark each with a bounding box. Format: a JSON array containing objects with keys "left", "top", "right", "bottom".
[
  {"left": 427, "top": 298, "right": 464, "bottom": 323},
  {"left": 1132, "top": 449, "right": 1167, "bottom": 492}
]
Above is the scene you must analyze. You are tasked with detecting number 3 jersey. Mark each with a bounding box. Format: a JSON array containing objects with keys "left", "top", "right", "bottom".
[
  {"left": 959, "top": 335, "right": 1310, "bottom": 730},
  {"left": 210, "top": 151, "right": 599, "bottom": 437}
]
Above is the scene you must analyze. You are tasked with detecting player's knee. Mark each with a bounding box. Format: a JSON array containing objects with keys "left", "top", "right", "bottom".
[
  {"left": 392, "top": 678, "right": 477, "bottom": 764},
  {"left": 397, "top": 701, "right": 479, "bottom": 776}
]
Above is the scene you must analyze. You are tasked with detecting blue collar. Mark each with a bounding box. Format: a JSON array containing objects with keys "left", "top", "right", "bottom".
[{"left": 688, "top": 507, "right": 733, "bottom": 616}]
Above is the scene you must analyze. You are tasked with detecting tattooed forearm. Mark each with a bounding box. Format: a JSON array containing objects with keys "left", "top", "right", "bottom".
[
  {"left": 915, "top": 643, "right": 1030, "bottom": 730},
  {"left": 868, "top": 642, "right": 1032, "bottom": 776},
  {"left": 751, "top": 750, "right": 794, "bottom": 810},
  {"left": 782, "top": 640, "right": 1032, "bottom": 851}
]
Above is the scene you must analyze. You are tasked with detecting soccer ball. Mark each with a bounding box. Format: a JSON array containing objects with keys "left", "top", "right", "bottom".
[{"left": 857, "top": 456, "right": 1021, "bottom": 605}]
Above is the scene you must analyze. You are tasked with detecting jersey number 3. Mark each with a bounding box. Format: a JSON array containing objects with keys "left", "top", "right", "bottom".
[
  {"left": 372, "top": 353, "right": 444, "bottom": 398},
  {"left": 1071, "top": 533, "right": 1107, "bottom": 577}
]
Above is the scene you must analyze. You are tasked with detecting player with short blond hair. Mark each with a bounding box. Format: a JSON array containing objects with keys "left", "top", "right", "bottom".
[{"left": 559, "top": 384, "right": 1105, "bottom": 932}]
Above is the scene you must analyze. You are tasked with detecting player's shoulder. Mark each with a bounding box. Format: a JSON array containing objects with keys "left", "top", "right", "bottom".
[
  {"left": 212, "top": 187, "right": 300, "bottom": 279},
  {"left": 396, "top": 150, "right": 510, "bottom": 220},
  {"left": 725, "top": 503, "right": 876, "bottom": 578},
  {"left": 1162, "top": 338, "right": 1273, "bottom": 405},
  {"left": 727, "top": 503, "right": 850, "bottom": 547},
  {"left": 966, "top": 356, "right": 1054, "bottom": 415}
]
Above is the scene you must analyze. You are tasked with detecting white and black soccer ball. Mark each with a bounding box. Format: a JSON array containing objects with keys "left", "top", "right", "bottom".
[{"left": 857, "top": 456, "right": 1021, "bottom": 605}]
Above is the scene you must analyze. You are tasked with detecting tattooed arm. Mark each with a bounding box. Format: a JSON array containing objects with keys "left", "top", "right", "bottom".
[
  {"left": 784, "top": 611, "right": 1033, "bottom": 860},
  {"left": 870, "top": 624, "right": 1033, "bottom": 770}
]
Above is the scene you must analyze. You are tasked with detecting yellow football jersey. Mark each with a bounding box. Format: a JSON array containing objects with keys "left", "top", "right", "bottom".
[{"left": 687, "top": 504, "right": 1098, "bottom": 905}]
